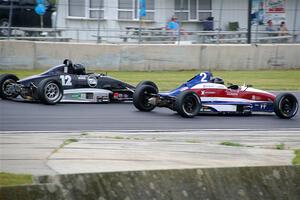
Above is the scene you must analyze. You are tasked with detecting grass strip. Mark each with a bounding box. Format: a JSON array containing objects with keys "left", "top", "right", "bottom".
[
  {"left": 1, "top": 69, "right": 299, "bottom": 91},
  {"left": 220, "top": 141, "right": 243, "bottom": 147},
  {"left": 0, "top": 172, "right": 32, "bottom": 186},
  {"left": 50, "top": 138, "right": 79, "bottom": 156},
  {"left": 292, "top": 149, "right": 300, "bottom": 165},
  {"left": 275, "top": 143, "right": 285, "bottom": 150}
]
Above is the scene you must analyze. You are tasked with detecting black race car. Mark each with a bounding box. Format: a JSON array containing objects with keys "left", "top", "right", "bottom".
[{"left": 0, "top": 59, "right": 135, "bottom": 104}]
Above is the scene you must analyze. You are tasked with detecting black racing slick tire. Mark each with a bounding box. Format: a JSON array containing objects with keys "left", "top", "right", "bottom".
[
  {"left": 0, "top": 74, "right": 19, "bottom": 99},
  {"left": 133, "top": 85, "right": 158, "bottom": 112},
  {"left": 136, "top": 80, "right": 158, "bottom": 90},
  {"left": 175, "top": 90, "right": 201, "bottom": 118},
  {"left": 37, "top": 78, "right": 63, "bottom": 105},
  {"left": 274, "top": 93, "right": 298, "bottom": 119}
]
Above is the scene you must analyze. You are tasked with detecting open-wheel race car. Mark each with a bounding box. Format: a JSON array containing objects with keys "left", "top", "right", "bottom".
[
  {"left": 0, "top": 59, "right": 135, "bottom": 104},
  {"left": 133, "top": 71, "right": 299, "bottom": 119}
]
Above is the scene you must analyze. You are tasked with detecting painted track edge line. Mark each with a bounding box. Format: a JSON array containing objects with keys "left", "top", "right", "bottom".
[{"left": 1, "top": 128, "right": 300, "bottom": 134}]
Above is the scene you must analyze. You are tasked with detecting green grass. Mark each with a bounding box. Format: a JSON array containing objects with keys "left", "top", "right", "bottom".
[
  {"left": 292, "top": 149, "right": 300, "bottom": 165},
  {"left": 156, "top": 139, "right": 173, "bottom": 142},
  {"left": 186, "top": 139, "right": 201, "bottom": 143},
  {"left": 220, "top": 141, "right": 243, "bottom": 147},
  {"left": 51, "top": 138, "right": 78, "bottom": 155},
  {"left": 56, "top": 138, "right": 78, "bottom": 151},
  {"left": 0, "top": 69, "right": 44, "bottom": 79},
  {"left": 0, "top": 69, "right": 299, "bottom": 91},
  {"left": 102, "top": 136, "right": 130, "bottom": 140},
  {"left": 110, "top": 136, "right": 126, "bottom": 140},
  {"left": 0, "top": 172, "right": 33, "bottom": 186},
  {"left": 275, "top": 143, "right": 285, "bottom": 150}
]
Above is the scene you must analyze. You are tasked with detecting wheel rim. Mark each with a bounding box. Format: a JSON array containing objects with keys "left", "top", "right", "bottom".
[
  {"left": 2, "top": 79, "right": 16, "bottom": 96},
  {"left": 45, "top": 82, "right": 60, "bottom": 101},
  {"left": 182, "top": 95, "right": 198, "bottom": 114},
  {"left": 280, "top": 96, "right": 296, "bottom": 116},
  {"left": 142, "top": 90, "right": 153, "bottom": 108}
]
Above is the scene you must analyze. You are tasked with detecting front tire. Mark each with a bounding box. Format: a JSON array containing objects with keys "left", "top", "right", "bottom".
[
  {"left": 274, "top": 93, "right": 298, "bottom": 119},
  {"left": 175, "top": 90, "right": 201, "bottom": 118},
  {"left": 0, "top": 74, "right": 19, "bottom": 99},
  {"left": 133, "top": 85, "right": 158, "bottom": 112},
  {"left": 37, "top": 78, "right": 63, "bottom": 105}
]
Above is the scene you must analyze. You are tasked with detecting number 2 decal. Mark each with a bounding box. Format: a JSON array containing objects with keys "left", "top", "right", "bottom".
[
  {"left": 60, "top": 75, "right": 72, "bottom": 86},
  {"left": 199, "top": 72, "right": 208, "bottom": 82}
]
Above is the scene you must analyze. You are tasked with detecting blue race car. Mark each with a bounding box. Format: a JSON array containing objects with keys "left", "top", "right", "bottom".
[{"left": 133, "top": 71, "right": 298, "bottom": 119}]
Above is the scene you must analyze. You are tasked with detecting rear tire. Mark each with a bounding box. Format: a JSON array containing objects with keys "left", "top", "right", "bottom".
[
  {"left": 133, "top": 85, "right": 158, "bottom": 112},
  {"left": 136, "top": 80, "right": 158, "bottom": 90},
  {"left": 175, "top": 90, "right": 201, "bottom": 118},
  {"left": 0, "top": 74, "right": 19, "bottom": 99},
  {"left": 37, "top": 78, "right": 63, "bottom": 105},
  {"left": 274, "top": 93, "right": 298, "bottom": 119}
]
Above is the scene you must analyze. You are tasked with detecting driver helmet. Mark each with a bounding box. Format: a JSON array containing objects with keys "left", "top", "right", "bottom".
[
  {"left": 211, "top": 77, "right": 224, "bottom": 85},
  {"left": 73, "top": 64, "right": 86, "bottom": 75}
]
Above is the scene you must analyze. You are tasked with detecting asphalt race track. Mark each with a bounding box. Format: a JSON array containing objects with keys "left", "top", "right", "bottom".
[{"left": 1, "top": 92, "right": 300, "bottom": 131}]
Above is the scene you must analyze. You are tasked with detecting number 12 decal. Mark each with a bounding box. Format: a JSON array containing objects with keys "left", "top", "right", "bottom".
[{"left": 60, "top": 75, "right": 72, "bottom": 86}]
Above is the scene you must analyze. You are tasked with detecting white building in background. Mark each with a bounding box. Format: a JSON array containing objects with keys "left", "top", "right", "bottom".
[{"left": 56, "top": 0, "right": 300, "bottom": 42}]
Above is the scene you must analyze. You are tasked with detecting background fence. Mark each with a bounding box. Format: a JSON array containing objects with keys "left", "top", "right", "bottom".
[{"left": 0, "top": 0, "right": 299, "bottom": 44}]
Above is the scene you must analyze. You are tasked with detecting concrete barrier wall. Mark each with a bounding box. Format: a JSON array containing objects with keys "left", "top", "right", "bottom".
[
  {"left": 1, "top": 166, "right": 299, "bottom": 200},
  {"left": 1, "top": 41, "right": 300, "bottom": 71}
]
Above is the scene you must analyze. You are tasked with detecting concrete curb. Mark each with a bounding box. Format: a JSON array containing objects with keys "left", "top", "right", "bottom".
[{"left": 1, "top": 165, "right": 299, "bottom": 200}]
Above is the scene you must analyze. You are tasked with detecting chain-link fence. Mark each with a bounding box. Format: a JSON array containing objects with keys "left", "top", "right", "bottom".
[{"left": 0, "top": 0, "right": 299, "bottom": 44}]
